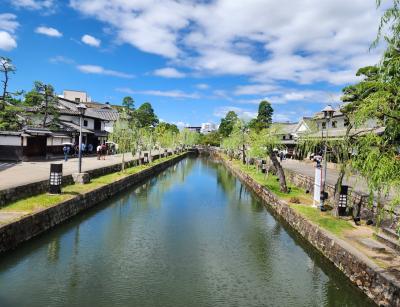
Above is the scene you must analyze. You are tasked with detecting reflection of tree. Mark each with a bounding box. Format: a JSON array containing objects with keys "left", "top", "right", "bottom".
[
  {"left": 68, "top": 225, "right": 81, "bottom": 289},
  {"left": 47, "top": 237, "right": 60, "bottom": 263},
  {"left": 134, "top": 157, "right": 197, "bottom": 208}
]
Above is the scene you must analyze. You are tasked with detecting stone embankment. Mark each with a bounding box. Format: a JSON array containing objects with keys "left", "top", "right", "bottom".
[
  {"left": 0, "top": 153, "right": 162, "bottom": 207},
  {"left": 216, "top": 153, "right": 400, "bottom": 307},
  {"left": 0, "top": 153, "right": 189, "bottom": 254}
]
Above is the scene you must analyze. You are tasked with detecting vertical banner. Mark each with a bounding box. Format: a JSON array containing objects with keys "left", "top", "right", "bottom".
[{"left": 313, "top": 167, "right": 322, "bottom": 207}]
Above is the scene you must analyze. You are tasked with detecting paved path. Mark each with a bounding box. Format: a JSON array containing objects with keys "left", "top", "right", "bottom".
[
  {"left": 281, "top": 159, "right": 370, "bottom": 195},
  {"left": 281, "top": 159, "right": 397, "bottom": 205},
  {"left": 0, "top": 152, "right": 143, "bottom": 190}
]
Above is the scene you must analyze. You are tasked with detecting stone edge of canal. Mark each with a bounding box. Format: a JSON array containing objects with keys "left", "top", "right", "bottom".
[
  {"left": 215, "top": 152, "right": 399, "bottom": 307},
  {"left": 0, "top": 152, "right": 191, "bottom": 255}
]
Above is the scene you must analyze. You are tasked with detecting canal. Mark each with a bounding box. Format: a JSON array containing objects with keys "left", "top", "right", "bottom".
[{"left": 0, "top": 157, "right": 374, "bottom": 306}]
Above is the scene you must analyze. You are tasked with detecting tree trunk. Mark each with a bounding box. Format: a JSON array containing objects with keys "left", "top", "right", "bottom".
[
  {"left": 121, "top": 152, "right": 125, "bottom": 172},
  {"left": 333, "top": 166, "right": 345, "bottom": 216},
  {"left": 269, "top": 150, "right": 288, "bottom": 193},
  {"left": 242, "top": 144, "right": 246, "bottom": 164},
  {"left": 0, "top": 68, "right": 8, "bottom": 111}
]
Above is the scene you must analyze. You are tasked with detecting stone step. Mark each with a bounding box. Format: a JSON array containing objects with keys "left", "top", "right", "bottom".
[
  {"left": 358, "top": 238, "right": 386, "bottom": 253},
  {"left": 382, "top": 227, "right": 399, "bottom": 240},
  {"left": 376, "top": 232, "right": 400, "bottom": 252}
]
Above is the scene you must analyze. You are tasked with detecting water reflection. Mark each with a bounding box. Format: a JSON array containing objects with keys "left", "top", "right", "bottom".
[{"left": 0, "top": 157, "right": 374, "bottom": 307}]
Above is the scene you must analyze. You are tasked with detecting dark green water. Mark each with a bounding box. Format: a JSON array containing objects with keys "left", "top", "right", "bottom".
[{"left": 0, "top": 158, "right": 374, "bottom": 307}]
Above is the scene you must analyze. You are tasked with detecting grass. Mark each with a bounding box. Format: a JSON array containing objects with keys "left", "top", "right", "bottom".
[
  {"left": 223, "top": 154, "right": 354, "bottom": 236},
  {"left": 291, "top": 204, "right": 354, "bottom": 236},
  {"left": 0, "top": 154, "right": 181, "bottom": 214},
  {"left": 229, "top": 157, "right": 308, "bottom": 200}
]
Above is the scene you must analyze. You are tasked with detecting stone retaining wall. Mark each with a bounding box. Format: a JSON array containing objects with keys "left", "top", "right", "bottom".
[
  {"left": 0, "top": 154, "right": 164, "bottom": 207},
  {"left": 218, "top": 154, "right": 400, "bottom": 307},
  {"left": 0, "top": 153, "right": 188, "bottom": 254}
]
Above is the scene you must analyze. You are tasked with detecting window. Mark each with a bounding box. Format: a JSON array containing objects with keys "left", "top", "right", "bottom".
[
  {"left": 75, "top": 98, "right": 81, "bottom": 102},
  {"left": 332, "top": 121, "right": 337, "bottom": 128},
  {"left": 322, "top": 122, "right": 326, "bottom": 129},
  {"left": 83, "top": 120, "right": 88, "bottom": 127},
  {"left": 282, "top": 135, "right": 286, "bottom": 140},
  {"left": 289, "top": 135, "right": 293, "bottom": 140}
]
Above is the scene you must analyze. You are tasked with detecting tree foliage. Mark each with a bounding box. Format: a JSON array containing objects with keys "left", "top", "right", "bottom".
[
  {"left": 24, "top": 81, "right": 60, "bottom": 128},
  {"left": 135, "top": 102, "right": 159, "bottom": 128},
  {"left": 218, "top": 110, "right": 238, "bottom": 137},
  {"left": 248, "top": 100, "right": 273, "bottom": 131}
]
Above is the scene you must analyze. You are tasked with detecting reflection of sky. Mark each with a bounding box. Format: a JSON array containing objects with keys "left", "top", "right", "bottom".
[{"left": 0, "top": 158, "right": 373, "bottom": 307}]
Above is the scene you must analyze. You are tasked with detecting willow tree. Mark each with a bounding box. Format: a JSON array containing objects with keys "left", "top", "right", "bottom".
[
  {"left": 110, "top": 111, "right": 132, "bottom": 171},
  {"left": 249, "top": 127, "right": 288, "bottom": 193},
  {"left": 179, "top": 128, "right": 200, "bottom": 149},
  {"left": 229, "top": 119, "right": 249, "bottom": 164},
  {"left": 298, "top": 118, "right": 356, "bottom": 216}
]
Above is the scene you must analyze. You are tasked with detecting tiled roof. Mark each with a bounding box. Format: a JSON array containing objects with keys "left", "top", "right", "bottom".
[{"left": 58, "top": 98, "right": 119, "bottom": 121}]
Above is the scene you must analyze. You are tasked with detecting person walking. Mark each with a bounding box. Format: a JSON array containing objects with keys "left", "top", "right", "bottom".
[
  {"left": 63, "top": 145, "right": 70, "bottom": 162},
  {"left": 96, "top": 144, "right": 102, "bottom": 160},
  {"left": 101, "top": 143, "right": 107, "bottom": 160}
]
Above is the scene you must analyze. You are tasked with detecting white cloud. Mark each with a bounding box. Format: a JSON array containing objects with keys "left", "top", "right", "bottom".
[
  {"left": 81, "top": 34, "right": 101, "bottom": 47},
  {"left": 234, "top": 84, "right": 278, "bottom": 96},
  {"left": 116, "top": 87, "right": 199, "bottom": 99},
  {"left": 35, "top": 26, "right": 62, "bottom": 37},
  {"left": 11, "top": 0, "right": 54, "bottom": 10},
  {"left": 196, "top": 83, "right": 209, "bottom": 90},
  {"left": 49, "top": 55, "right": 75, "bottom": 64},
  {"left": 0, "top": 14, "right": 19, "bottom": 33},
  {"left": 70, "top": 0, "right": 383, "bottom": 86},
  {"left": 0, "top": 31, "right": 17, "bottom": 51},
  {"left": 0, "top": 14, "right": 19, "bottom": 51},
  {"left": 153, "top": 67, "right": 185, "bottom": 78},
  {"left": 77, "top": 65, "right": 134, "bottom": 78},
  {"left": 213, "top": 106, "right": 257, "bottom": 120}
]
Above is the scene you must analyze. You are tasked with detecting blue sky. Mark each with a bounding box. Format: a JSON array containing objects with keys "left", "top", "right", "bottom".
[{"left": 0, "top": 0, "right": 384, "bottom": 127}]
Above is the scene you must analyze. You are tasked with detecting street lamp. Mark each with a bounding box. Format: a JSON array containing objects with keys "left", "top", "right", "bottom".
[
  {"left": 320, "top": 105, "right": 335, "bottom": 210},
  {"left": 77, "top": 103, "right": 87, "bottom": 173}
]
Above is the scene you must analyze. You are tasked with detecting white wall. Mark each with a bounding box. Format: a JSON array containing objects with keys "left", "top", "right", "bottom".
[{"left": 0, "top": 135, "right": 21, "bottom": 146}]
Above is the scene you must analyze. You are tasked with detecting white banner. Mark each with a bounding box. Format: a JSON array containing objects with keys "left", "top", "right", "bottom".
[{"left": 313, "top": 167, "right": 322, "bottom": 206}]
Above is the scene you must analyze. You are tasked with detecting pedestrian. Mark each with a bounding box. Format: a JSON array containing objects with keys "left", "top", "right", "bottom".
[
  {"left": 63, "top": 145, "right": 70, "bottom": 161},
  {"left": 88, "top": 143, "right": 93, "bottom": 154},
  {"left": 96, "top": 144, "right": 102, "bottom": 160},
  {"left": 101, "top": 143, "right": 107, "bottom": 160},
  {"left": 279, "top": 151, "right": 284, "bottom": 162}
]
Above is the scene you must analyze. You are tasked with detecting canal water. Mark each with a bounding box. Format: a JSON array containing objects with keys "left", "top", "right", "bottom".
[{"left": 0, "top": 157, "right": 374, "bottom": 307}]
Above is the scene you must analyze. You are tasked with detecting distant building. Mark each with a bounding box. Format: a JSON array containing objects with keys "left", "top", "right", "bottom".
[
  {"left": 0, "top": 90, "right": 119, "bottom": 161},
  {"left": 200, "top": 122, "right": 217, "bottom": 134},
  {"left": 187, "top": 126, "right": 201, "bottom": 133},
  {"left": 61, "top": 90, "right": 92, "bottom": 103}
]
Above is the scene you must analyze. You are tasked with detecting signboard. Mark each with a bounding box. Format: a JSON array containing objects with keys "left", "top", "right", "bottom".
[{"left": 313, "top": 166, "right": 322, "bottom": 207}]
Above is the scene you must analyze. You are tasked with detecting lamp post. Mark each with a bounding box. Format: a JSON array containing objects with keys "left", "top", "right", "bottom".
[
  {"left": 320, "top": 105, "right": 335, "bottom": 209},
  {"left": 77, "top": 103, "right": 87, "bottom": 173}
]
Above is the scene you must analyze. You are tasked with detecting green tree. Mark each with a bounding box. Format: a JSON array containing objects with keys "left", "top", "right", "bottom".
[
  {"left": 0, "top": 56, "right": 16, "bottom": 109},
  {"left": 199, "top": 131, "right": 221, "bottom": 147},
  {"left": 179, "top": 128, "right": 200, "bottom": 148},
  {"left": 252, "top": 100, "right": 273, "bottom": 131},
  {"left": 122, "top": 96, "right": 135, "bottom": 110},
  {"left": 0, "top": 57, "right": 23, "bottom": 130},
  {"left": 249, "top": 127, "right": 288, "bottom": 193},
  {"left": 24, "top": 81, "right": 59, "bottom": 128},
  {"left": 218, "top": 111, "right": 238, "bottom": 137},
  {"left": 224, "top": 119, "right": 249, "bottom": 164},
  {"left": 155, "top": 122, "right": 179, "bottom": 153},
  {"left": 135, "top": 102, "right": 159, "bottom": 128},
  {"left": 110, "top": 111, "right": 136, "bottom": 171}
]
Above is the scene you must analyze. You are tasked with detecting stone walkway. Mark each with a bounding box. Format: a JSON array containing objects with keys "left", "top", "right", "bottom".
[
  {"left": 281, "top": 159, "right": 397, "bottom": 204},
  {"left": 0, "top": 152, "right": 155, "bottom": 190}
]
